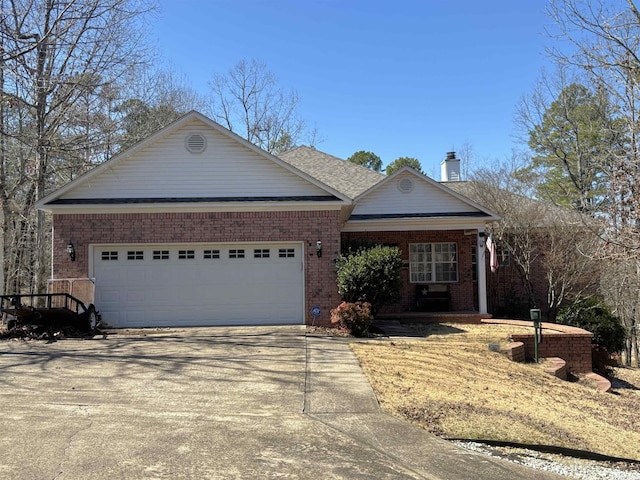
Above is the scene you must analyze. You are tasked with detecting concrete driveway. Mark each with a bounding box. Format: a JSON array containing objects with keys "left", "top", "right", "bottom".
[{"left": 0, "top": 326, "right": 563, "bottom": 479}]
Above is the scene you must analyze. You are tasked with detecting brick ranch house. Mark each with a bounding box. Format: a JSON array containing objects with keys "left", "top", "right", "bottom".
[{"left": 36, "top": 111, "right": 500, "bottom": 328}]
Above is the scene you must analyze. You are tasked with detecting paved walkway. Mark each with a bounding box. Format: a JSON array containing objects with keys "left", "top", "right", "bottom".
[
  {"left": 0, "top": 326, "right": 563, "bottom": 479},
  {"left": 305, "top": 334, "right": 564, "bottom": 480}
]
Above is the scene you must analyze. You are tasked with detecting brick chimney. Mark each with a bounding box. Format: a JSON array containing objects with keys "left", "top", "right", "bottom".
[{"left": 440, "top": 151, "right": 460, "bottom": 182}]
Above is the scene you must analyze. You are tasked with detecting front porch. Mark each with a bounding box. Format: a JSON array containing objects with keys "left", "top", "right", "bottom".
[{"left": 342, "top": 229, "right": 490, "bottom": 316}]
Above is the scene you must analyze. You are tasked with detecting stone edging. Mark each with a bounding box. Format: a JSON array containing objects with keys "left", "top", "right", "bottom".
[
  {"left": 541, "top": 357, "right": 567, "bottom": 380},
  {"left": 583, "top": 372, "right": 612, "bottom": 393}
]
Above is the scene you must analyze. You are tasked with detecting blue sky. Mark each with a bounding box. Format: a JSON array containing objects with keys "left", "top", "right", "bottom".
[{"left": 151, "top": 1, "right": 552, "bottom": 177}]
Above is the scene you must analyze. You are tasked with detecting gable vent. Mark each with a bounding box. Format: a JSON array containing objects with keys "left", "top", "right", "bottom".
[
  {"left": 185, "top": 133, "right": 207, "bottom": 154},
  {"left": 397, "top": 177, "right": 414, "bottom": 193}
]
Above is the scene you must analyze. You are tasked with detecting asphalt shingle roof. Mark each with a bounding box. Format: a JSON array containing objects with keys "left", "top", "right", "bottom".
[{"left": 279, "top": 146, "right": 385, "bottom": 200}]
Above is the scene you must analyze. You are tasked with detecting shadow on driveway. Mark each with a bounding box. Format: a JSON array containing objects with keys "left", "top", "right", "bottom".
[{"left": 0, "top": 325, "right": 565, "bottom": 479}]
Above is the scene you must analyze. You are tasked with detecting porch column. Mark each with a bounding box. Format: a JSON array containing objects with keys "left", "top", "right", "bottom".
[{"left": 477, "top": 229, "right": 488, "bottom": 314}]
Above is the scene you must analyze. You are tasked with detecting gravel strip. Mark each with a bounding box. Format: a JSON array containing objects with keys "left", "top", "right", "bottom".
[{"left": 454, "top": 441, "right": 640, "bottom": 480}]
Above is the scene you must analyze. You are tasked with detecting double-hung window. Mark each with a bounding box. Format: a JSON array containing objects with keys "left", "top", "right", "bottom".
[{"left": 409, "top": 243, "right": 458, "bottom": 282}]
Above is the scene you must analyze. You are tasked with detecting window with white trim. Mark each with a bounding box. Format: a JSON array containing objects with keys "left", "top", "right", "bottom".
[
  {"left": 204, "top": 249, "right": 220, "bottom": 259},
  {"left": 409, "top": 243, "right": 458, "bottom": 282},
  {"left": 229, "top": 249, "right": 245, "bottom": 259},
  {"left": 278, "top": 248, "right": 295, "bottom": 258},
  {"left": 127, "top": 251, "right": 144, "bottom": 260},
  {"left": 254, "top": 249, "right": 270, "bottom": 258},
  {"left": 178, "top": 250, "right": 195, "bottom": 260},
  {"left": 101, "top": 251, "right": 118, "bottom": 261},
  {"left": 153, "top": 250, "right": 169, "bottom": 260}
]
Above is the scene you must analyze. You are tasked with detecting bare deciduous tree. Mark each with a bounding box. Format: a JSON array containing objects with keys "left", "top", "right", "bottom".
[
  {"left": 0, "top": 0, "right": 155, "bottom": 295},
  {"left": 469, "top": 157, "right": 547, "bottom": 312},
  {"left": 544, "top": 0, "right": 640, "bottom": 363},
  {"left": 115, "top": 68, "right": 205, "bottom": 150},
  {"left": 465, "top": 153, "right": 598, "bottom": 318},
  {"left": 541, "top": 216, "right": 600, "bottom": 319},
  {"left": 208, "top": 59, "right": 314, "bottom": 154},
  {"left": 600, "top": 255, "right": 640, "bottom": 366}
]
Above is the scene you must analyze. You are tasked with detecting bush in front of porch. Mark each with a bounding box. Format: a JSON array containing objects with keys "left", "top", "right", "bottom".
[{"left": 336, "top": 244, "right": 402, "bottom": 315}]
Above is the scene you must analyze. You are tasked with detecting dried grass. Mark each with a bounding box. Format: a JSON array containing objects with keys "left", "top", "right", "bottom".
[{"left": 351, "top": 323, "right": 640, "bottom": 460}]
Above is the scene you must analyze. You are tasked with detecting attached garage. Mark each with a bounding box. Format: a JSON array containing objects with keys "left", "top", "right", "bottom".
[{"left": 92, "top": 243, "right": 304, "bottom": 327}]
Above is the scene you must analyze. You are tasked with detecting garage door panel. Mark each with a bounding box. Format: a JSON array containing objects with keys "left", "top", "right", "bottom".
[
  {"left": 124, "top": 310, "right": 147, "bottom": 325},
  {"left": 99, "top": 288, "right": 121, "bottom": 304},
  {"left": 123, "top": 268, "right": 146, "bottom": 283},
  {"left": 248, "top": 288, "right": 292, "bottom": 303},
  {"left": 100, "top": 310, "right": 120, "bottom": 324},
  {"left": 94, "top": 243, "right": 303, "bottom": 327},
  {"left": 250, "top": 268, "right": 280, "bottom": 282},
  {"left": 149, "top": 288, "right": 171, "bottom": 303},
  {"left": 125, "top": 288, "right": 147, "bottom": 303},
  {"left": 223, "top": 267, "right": 253, "bottom": 280},
  {"left": 182, "top": 288, "right": 203, "bottom": 303},
  {"left": 152, "top": 269, "right": 175, "bottom": 283}
]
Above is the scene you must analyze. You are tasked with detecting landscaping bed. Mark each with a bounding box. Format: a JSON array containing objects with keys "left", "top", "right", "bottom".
[{"left": 350, "top": 322, "right": 640, "bottom": 461}]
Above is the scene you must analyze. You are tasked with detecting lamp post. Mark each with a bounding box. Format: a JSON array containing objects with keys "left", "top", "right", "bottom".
[{"left": 530, "top": 308, "right": 541, "bottom": 363}]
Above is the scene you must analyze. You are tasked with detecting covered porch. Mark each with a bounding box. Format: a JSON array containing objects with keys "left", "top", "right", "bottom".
[{"left": 341, "top": 228, "right": 491, "bottom": 316}]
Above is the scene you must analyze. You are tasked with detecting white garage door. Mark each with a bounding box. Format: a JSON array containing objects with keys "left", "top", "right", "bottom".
[{"left": 92, "top": 243, "right": 304, "bottom": 327}]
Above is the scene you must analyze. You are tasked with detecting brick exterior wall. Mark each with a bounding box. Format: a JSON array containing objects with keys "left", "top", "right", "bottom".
[
  {"left": 341, "top": 230, "right": 476, "bottom": 313},
  {"left": 487, "top": 319, "right": 593, "bottom": 374},
  {"left": 485, "top": 235, "right": 599, "bottom": 319},
  {"left": 505, "top": 342, "right": 525, "bottom": 363},
  {"left": 486, "top": 255, "right": 548, "bottom": 317},
  {"left": 510, "top": 331, "right": 593, "bottom": 373},
  {"left": 53, "top": 210, "right": 341, "bottom": 326}
]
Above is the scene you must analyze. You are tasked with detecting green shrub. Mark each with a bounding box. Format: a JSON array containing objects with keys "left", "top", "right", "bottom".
[
  {"left": 335, "top": 244, "right": 402, "bottom": 314},
  {"left": 557, "top": 298, "right": 626, "bottom": 354},
  {"left": 330, "top": 301, "right": 373, "bottom": 337}
]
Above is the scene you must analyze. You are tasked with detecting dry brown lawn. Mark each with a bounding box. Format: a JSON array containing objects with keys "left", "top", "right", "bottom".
[{"left": 351, "top": 323, "right": 640, "bottom": 461}]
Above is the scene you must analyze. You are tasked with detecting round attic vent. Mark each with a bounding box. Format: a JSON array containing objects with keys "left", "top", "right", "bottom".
[
  {"left": 185, "top": 133, "right": 206, "bottom": 154},
  {"left": 397, "top": 177, "right": 414, "bottom": 193}
]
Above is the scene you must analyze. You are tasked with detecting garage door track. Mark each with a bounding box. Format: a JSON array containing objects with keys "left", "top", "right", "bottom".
[{"left": 0, "top": 326, "right": 563, "bottom": 479}]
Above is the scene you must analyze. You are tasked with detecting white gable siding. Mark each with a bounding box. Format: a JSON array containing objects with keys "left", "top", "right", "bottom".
[
  {"left": 352, "top": 172, "right": 481, "bottom": 216},
  {"left": 62, "top": 118, "right": 327, "bottom": 200}
]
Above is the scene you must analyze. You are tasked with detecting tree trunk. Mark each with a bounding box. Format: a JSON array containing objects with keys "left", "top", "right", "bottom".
[
  {"left": 0, "top": 34, "right": 5, "bottom": 295},
  {"left": 32, "top": 2, "right": 52, "bottom": 295}
]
